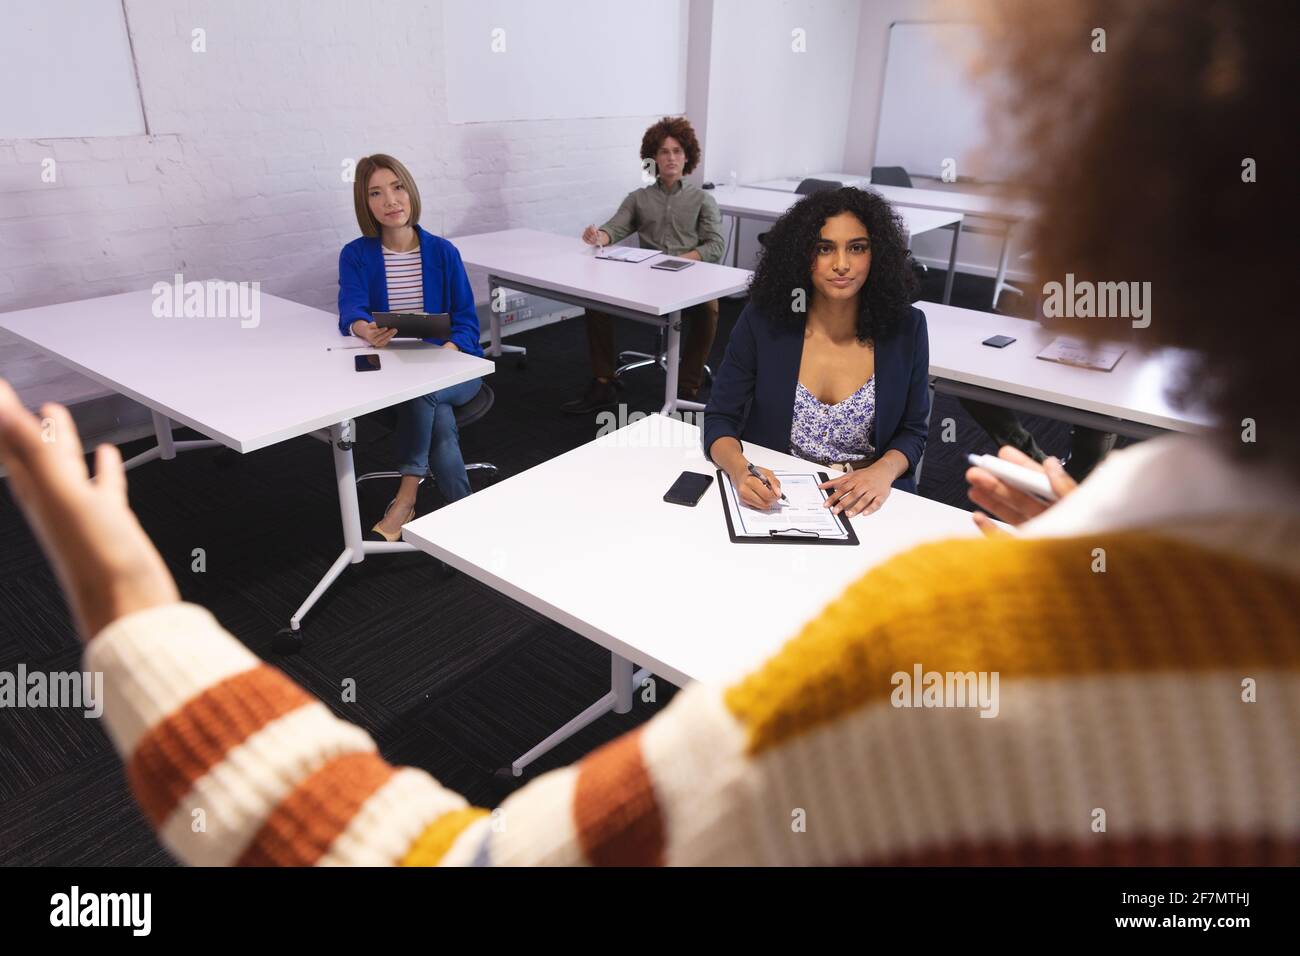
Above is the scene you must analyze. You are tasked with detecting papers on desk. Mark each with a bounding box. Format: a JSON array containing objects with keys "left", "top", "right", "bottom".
[
  {"left": 718, "top": 470, "right": 858, "bottom": 545},
  {"left": 595, "top": 246, "right": 660, "bottom": 263},
  {"left": 1036, "top": 336, "right": 1126, "bottom": 371}
]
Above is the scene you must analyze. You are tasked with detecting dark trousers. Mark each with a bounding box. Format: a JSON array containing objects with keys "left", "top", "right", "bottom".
[
  {"left": 584, "top": 299, "right": 720, "bottom": 395},
  {"left": 960, "top": 399, "right": 1117, "bottom": 482}
]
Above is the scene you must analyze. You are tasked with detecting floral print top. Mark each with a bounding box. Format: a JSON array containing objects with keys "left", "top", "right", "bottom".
[{"left": 789, "top": 377, "right": 877, "bottom": 467}]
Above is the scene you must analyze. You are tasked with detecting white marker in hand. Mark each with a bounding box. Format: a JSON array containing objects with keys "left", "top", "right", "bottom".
[{"left": 967, "top": 453, "right": 1058, "bottom": 502}]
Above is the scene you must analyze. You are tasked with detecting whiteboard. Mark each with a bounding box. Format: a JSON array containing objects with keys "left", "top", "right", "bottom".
[
  {"left": 873, "top": 21, "right": 1009, "bottom": 184},
  {"left": 443, "top": 0, "right": 687, "bottom": 124},
  {"left": 0, "top": 0, "right": 145, "bottom": 139}
]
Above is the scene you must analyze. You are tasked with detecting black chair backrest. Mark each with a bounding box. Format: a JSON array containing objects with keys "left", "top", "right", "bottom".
[
  {"left": 870, "top": 166, "right": 913, "bottom": 188},
  {"left": 366, "top": 381, "right": 493, "bottom": 435},
  {"left": 794, "top": 178, "right": 841, "bottom": 196},
  {"left": 758, "top": 179, "right": 854, "bottom": 247}
]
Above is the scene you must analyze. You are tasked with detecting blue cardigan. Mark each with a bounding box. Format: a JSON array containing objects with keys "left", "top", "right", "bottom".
[
  {"left": 702, "top": 303, "right": 931, "bottom": 493},
  {"left": 337, "top": 225, "right": 484, "bottom": 356}
]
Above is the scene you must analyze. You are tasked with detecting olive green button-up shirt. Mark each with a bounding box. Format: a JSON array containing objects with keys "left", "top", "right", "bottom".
[{"left": 599, "top": 178, "right": 726, "bottom": 264}]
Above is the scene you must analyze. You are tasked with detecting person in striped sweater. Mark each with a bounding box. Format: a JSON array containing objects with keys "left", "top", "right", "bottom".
[{"left": 0, "top": 0, "right": 1295, "bottom": 865}]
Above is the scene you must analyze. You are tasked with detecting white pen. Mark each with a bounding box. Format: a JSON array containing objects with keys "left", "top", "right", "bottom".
[{"left": 967, "top": 453, "right": 1058, "bottom": 502}]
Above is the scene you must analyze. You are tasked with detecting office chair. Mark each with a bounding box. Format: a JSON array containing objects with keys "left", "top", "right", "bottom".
[
  {"left": 615, "top": 330, "right": 713, "bottom": 388},
  {"left": 755, "top": 177, "right": 842, "bottom": 248},
  {"left": 355, "top": 382, "right": 500, "bottom": 493},
  {"left": 869, "top": 166, "right": 914, "bottom": 188},
  {"left": 619, "top": 179, "right": 847, "bottom": 386},
  {"left": 869, "top": 166, "right": 931, "bottom": 287}
]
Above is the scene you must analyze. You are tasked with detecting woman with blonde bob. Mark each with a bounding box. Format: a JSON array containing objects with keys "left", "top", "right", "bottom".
[{"left": 338, "top": 154, "right": 484, "bottom": 540}]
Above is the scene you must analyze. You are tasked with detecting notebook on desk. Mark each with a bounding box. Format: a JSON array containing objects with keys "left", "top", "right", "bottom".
[
  {"left": 1036, "top": 335, "right": 1126, "bottom": 371},
  {"left": 595, "top": 247, "right": 660, "bottom": 263}
]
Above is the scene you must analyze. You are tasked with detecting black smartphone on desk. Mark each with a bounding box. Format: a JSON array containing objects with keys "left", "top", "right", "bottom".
[
  {"left": 355, "top": 354, "right": 381, "bottom": 372},
  {"left": 982, "top": 334, "right": 1016, "bottom": 348},
  {"left": 664, "top": 471, "right": 713, "bottom": 506}
]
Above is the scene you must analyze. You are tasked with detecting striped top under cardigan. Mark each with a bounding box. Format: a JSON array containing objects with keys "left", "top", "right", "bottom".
[
  {"left": 85, "top": 436, "right": 1300, "bottom": 865},
  {"left": 382, "top": 245, "right": 423, "bottom": 313}
]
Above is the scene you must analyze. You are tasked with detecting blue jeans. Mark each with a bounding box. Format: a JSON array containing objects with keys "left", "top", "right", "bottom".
[{"left": 394, "top": 378, "right": 482, "bottom": 503}]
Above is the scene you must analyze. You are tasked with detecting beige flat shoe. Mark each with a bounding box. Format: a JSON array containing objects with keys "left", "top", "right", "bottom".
[{"left": 368, "top": 498, "right": 416, "bottom": 543}]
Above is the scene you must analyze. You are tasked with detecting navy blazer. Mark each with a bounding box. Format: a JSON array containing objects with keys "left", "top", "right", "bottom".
[{"left": 702, "top": 303, "right": 931, "bottom": 493}]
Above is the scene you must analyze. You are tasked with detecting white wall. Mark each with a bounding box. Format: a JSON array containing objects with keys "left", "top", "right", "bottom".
[
  {"left": 843, "top": 0, "right": 1029, "bottom": 282},
  {"left": 0, "top": 0, "right": 146, "bottom": 139},
  {"left": 0, "top": 0, "right": 684, "bottom": 401},
  {"left": 843, "top": 0, "right": 935, "bottom": 180},
  {"left": 702, "top": 0, "right": 862, "bottom": 268},
  {"left": 683, "top": 0, "right": 715, "bottom": 181},
  {"left": 702, "top": 0, "right": 863, "bottom": 186},
  {"left": 443, "top": 0, "right": 688, "bottom": 124}
]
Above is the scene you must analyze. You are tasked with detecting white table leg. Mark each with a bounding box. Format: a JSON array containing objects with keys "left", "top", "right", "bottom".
[
  {"left": 942, "top": 219, "right": 963, "bottom": 305},
  {"left": 991, "top": 224, "right": 1020, "bottom": 310},
  {"left": 122, "top": 409, "right": 222, "bottom": 471},
  {"left": 611, "top": 654, "right": 634, "bottom": 715},
  {"left": 506, "top": 655, "right": 650, "bottom": 777},
  {"left": 489, "top": 298, "right": 502, "bottom": 356},
  {"left": 287, "top": 548, "right": 355, "bottom": 632},
  {"left": 660, "top": 311, "right": 682, "bottom": 416},
  {"left": 332, "top": 420, "right": 364, "bottom": 563},
  {"left": 485, "top": 274, "right": 527, "bottom": 364},
  {"left": 281, "top": 419, "right": 419, "bottom": 642},
  {"left": 153, "top": 409, "right": 176, "bottom": 460}
]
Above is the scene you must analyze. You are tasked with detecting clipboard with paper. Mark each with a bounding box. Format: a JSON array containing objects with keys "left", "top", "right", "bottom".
[{"left": 716, "top": 470, "right": 860, "bottom": 545}]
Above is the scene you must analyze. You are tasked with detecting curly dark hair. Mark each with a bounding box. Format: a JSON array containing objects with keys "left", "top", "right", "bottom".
[
  {"left": 980, "top": 0, "right": 1296, "bottom": 473},
  {"left": 640, "top": 116, "right": 702, "bottom": 176},
  {"left": 747, "top": 187, "right": 918, "bottom": 344}
]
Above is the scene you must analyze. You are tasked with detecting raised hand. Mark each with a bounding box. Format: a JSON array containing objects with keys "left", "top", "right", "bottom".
[{"left": 0, "top": 380, "right": 180, "bottom": 641}]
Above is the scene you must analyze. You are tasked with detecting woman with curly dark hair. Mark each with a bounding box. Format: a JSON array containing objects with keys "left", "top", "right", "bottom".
[
  {"left": 564, "top": 116, "right": 726, "bottom": 413},
  {"left": 703, "top": 187, "right": 930, "bottom": 517}
]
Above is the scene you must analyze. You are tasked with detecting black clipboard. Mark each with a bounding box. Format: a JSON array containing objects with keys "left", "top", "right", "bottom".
[
  {"left": 716, "top": 469, "right": 860, "bottom": 546},
  {"left": 373, "top": 312, "right": 452, "bottom": 339}
]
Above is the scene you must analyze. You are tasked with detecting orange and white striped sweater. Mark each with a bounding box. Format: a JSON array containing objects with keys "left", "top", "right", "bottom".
[{"left": 85, "top": 438, "right": 1300, "bottom": 865}]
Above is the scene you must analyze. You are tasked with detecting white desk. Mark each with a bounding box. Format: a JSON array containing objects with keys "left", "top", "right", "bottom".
[
  {"left": 402, "top": 413, "right": 980, "bottom": 776},
  {"left": 923, "top": 302, "right": 1212, "bottom": 437},
  {"left": 452, "top": 228, "right": 752, "bottom": 415},
  {"left": 0, "top": 288, "right": 493, "bottom": 643},
  {"left": 751, "top": 175, "right": 1034, "bottom": 222},
  {"left": 714, "top": 185, "right": 965, "bottom": 304},
  {"left": 749, "top": 175, "right": 1038, "bottom": 308}
]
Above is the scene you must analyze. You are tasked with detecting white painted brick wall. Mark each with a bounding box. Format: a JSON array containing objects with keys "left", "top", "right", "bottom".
[{"left": 0, "top": 0, "right": 682, "bottom": 401}]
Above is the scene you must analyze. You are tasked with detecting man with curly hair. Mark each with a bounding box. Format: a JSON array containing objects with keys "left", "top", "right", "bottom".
[{"left": 564, "top": 116, "right": 726, "bottom": 413}]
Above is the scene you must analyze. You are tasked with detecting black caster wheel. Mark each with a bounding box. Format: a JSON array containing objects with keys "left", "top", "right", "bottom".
[
  {"left": 515, "top": 355, "right": 528, "bottom": 370},
  {"left": 493, "top": 766, "right": 524, "bottom": 781},
  {"left": 272, "top": 627, "right": 303, "bottom": 655}
]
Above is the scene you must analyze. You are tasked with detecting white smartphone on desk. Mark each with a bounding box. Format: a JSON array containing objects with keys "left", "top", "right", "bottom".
[{"left": 967, "top": 454, "right": 1058, "bottom": 502}]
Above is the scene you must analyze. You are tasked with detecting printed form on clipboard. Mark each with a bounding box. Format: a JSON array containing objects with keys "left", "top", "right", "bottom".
[{"left": 717, "top": 470, "right": 860, "bottom": 545}]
